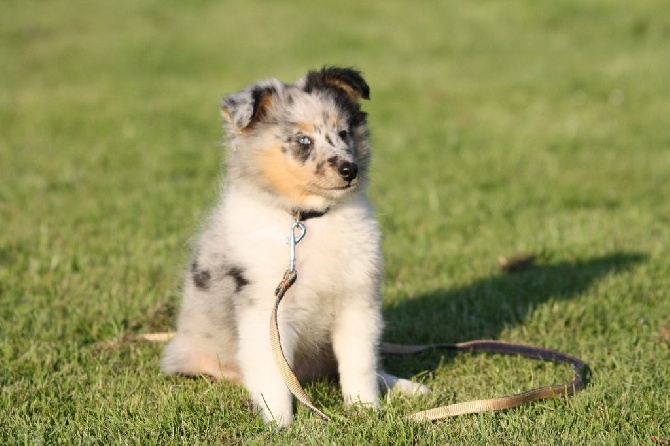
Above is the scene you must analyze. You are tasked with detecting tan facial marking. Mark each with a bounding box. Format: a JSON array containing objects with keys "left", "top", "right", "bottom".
[
  {"left": 256, "top": 144, "right": 316, "bottom": 205},
  {"left": 297, "top": 121, "right": 314, "bottom": 134}
]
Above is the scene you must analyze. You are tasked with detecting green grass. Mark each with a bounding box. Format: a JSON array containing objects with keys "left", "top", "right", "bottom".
[{"left": 1, "top": 0, "right": 669, "bottom": 443}]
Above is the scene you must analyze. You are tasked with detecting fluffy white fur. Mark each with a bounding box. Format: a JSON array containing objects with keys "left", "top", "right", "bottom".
[{"left": 161, "top": 67, "right": 429, "bottom": 426}]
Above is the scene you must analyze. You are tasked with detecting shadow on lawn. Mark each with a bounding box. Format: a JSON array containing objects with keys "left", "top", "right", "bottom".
[{"left": 381, "top": 252, "right": 646, "bottom": 375}]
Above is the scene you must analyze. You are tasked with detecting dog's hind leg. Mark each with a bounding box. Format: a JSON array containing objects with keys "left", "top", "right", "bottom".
[{"left": 162, "top": 335, "right": 241, "bottom": 382}]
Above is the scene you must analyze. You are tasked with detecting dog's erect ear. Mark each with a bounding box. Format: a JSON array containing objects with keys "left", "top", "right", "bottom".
[
  {"left": 302, "top": 67, "right": 370, "bottom": 102},
  {"left": 221, "top": 85, "right": 275, "bottom": 130}
]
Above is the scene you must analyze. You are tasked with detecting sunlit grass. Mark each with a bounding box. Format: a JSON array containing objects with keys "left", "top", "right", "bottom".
[{"left": 1, "top": 0, "right": 669, "bottom": 443}]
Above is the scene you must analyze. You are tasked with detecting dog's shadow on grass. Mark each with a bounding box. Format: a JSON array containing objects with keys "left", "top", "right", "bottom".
[{"left": 380, "top": 252, "right": 646, "bottom": 376}]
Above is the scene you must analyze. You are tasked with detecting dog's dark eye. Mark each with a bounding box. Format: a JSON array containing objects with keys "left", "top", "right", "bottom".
[
  {"left": 297, "top": 135, "right": 312, "bottom": 147},
  {"left": 338, "top": 130, "right": 348, "bottom": 140}
]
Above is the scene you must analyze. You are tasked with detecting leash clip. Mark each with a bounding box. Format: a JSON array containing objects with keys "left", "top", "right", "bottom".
[{"left": 288, "top": 218, "right": 306, "bottom": 272}]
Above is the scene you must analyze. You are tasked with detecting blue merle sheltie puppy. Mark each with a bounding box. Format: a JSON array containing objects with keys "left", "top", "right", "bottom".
[{"left": 161, "top": 67, "right": 429, "bottom": 426}]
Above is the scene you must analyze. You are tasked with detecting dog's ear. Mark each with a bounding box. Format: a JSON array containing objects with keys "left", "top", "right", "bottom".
[
  {"left": 221, "top": 85, "right": 275, "bottom": 131},
  {"left": 302, "top": 67, "right": 370, "bottom": 102}
]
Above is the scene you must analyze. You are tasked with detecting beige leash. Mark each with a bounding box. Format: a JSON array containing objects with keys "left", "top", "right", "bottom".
[
  {"left": 143, "top": 218, "right": 587, "bottom": 422},
  {"left": 271, "top": 269, "right": 332, "bottom": 421},
  {"left": 270, "top": 271, "right": 586, "bottom": 422},
  {"left": 380, "top": 341, "right": 585, "bottom": 421},
  {"left": 268, "top": 217, "right": 587, "bottom": 422}
]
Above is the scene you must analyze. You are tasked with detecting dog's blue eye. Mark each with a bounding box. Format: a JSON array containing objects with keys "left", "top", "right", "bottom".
[
  {"left": 338, "top": 130, "right": 348, "bottom": 140},
  {"left": 298, "top": 136, "right": 312, "bottom": 147}
]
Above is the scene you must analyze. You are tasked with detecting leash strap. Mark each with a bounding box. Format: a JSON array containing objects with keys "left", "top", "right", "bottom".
[
  {"left": 269, "top": 218, "right": 587, "bottom": 422},
  {"left": 270, "top": 269, "right": 331, "bottom": 421},
  {"left": 270, "top": 287, "right": 586, "bottom": 422},
  {"left": 268, "top": 218, "right": 331, "bottom": 421},
  {"left": 145, "top": 216, "right": 587, "bottom": 422},
  {"left": 380, "top": 340, "right": 586, "bottom": 421}
]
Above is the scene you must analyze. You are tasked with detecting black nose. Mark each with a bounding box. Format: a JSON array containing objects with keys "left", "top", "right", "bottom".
[{"left": 337, "top": 161, "right": 358, "bottom": 182}]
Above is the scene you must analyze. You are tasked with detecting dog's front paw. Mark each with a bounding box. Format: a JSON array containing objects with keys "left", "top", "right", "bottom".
[
  {"left": 343, "top": 392, "right": 381, "bottom": 409},
  {"left": 250, "top": 389, "right": 294, "bottom": 427},
  {"left": 340, "top": 370, "right": 381, "bottom": 408},
  {"left": 341, "top": 372, "right": 381, "bottom": 409}
]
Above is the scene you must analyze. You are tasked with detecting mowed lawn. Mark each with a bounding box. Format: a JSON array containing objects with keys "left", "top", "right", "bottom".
[{"left": 1, "top": 0, "right": 669, "bottom": 443}]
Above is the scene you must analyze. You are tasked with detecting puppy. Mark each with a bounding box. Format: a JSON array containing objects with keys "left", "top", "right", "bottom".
[{"left": 162, "top": 67, "right": 428, "bottom": 426}]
